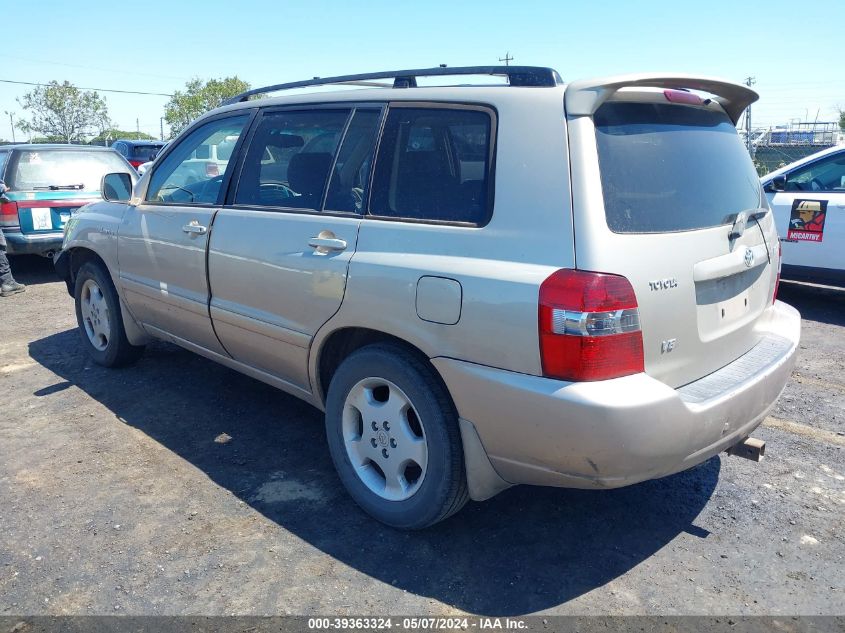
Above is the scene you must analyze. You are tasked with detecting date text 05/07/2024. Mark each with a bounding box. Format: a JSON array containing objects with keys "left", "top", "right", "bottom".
[{"left": 307, "top": 617, "right": 528, "bottom": 630}]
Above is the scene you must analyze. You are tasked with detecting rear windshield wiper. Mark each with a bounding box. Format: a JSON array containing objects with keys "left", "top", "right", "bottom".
[
  {"left": 33, "top": 183, "right": 84, "bottom": 191},
  {"left": 727, "top": 208, "right": 768, "bottom": 238}
]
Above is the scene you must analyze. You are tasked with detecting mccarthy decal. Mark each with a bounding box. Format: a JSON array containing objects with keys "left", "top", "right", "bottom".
[{"left": 788, "top": 199, "right": 827, "bottom": 242}]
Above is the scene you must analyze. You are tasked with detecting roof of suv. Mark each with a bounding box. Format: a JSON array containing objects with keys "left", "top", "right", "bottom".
[
  {"left": 207, "top": 67, "right": 757, "bottom": 127},
  {"left": 215, "top": 84, "right": 560, "bottom": 116},
  {"left": 210, "top": 65, "right": 565, "bottom": 118}
]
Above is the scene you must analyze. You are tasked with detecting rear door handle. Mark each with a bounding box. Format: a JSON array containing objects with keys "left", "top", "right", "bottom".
[
  {"left": 308, "top": 236, "right": 347, "bottom": 252},
  {"left": 182, "top": 221, "right": 208, "bottom": 235}
]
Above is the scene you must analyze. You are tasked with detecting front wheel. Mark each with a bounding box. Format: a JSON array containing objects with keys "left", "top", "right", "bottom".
[
  {"left": 325, "top": 343, "right": 468, "bottom": 529},
  {"left": 74, "top": 261, "right": 145, "bottom": 367}
]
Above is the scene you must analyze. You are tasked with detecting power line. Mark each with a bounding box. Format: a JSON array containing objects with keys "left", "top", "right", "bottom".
[
  {"left": 0, "top": 53, "right": 189, "bottom": 82},
  {"left": 0, "top": 79, "right": 172, "bottom": 97}
]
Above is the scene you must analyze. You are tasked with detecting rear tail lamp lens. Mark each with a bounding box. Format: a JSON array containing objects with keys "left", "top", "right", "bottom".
[
  {"left": 539, "top": 269, "right": 644, "bottom": 381},
  {"left": 0, "top": 200, "right": 18, "bottom": 224}
]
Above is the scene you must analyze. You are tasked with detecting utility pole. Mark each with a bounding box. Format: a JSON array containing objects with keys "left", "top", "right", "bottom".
[
  {"left": 744, "top": 76, "right": 756, "bottom": 156},
  {"left": 499, "top": 52, "right": 513, "bottom": 66},
  {"left": 136, "top": 118, "right": 140, "bottom": 140},
  {"left": 4, "top": 111, "right": 15, "bottom": 143},
  {"left": 160, "top": 117, "right": 165, "bottom": 141}
]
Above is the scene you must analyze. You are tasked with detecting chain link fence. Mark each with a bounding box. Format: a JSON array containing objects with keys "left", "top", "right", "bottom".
[{"left": 741, "top": 121, "right": 844, "bottom": 175}]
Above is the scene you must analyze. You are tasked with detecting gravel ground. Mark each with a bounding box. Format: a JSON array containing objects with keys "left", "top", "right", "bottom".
[{"left": 0, "top": 257, "right": 842, "bottom": 616}]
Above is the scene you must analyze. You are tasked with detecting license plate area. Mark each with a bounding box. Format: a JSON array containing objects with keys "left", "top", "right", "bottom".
[
  {"left": 19, "top": 206, "right": 80, "bottom": 233},
  {"left": 717, "top": 290, "right": 750, "bottom": 321},
  {"left": 695, "top": 266, "right": 766, "bottom": 342}
]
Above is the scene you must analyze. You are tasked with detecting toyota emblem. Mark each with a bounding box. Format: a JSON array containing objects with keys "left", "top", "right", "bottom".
[{"left": 744, "top": 247, "right": 754, "bottom": 268}]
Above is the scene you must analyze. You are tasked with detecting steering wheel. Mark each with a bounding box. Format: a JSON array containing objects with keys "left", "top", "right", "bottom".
[
  {"left": 351, "top": 187, "right": 364, "bottom": 210},
  {"left": 260, "top": 182, "right": 296, "bottom": 198},
  {"left": 164, "top": 184, "right": 196, "bottom": 203}
]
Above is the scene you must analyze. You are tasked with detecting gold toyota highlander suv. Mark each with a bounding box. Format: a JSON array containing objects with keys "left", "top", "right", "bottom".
[{"left": 55, "top": 66, "right": 801, "bottom": 528}]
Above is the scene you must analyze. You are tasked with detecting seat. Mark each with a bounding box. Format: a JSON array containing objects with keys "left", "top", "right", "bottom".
[
  {"left": 286, "top": 152, "right": 333, "bottom": 209},
  {"left": 392, "top": 151, "right": 459, "bottom": 220}
]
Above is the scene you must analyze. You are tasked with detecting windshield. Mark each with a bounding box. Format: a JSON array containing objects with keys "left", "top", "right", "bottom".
[
  {"left": 8, "top": 150, "right": 130, "bottom": 191},
  {"left": 131, "top": 145, "right": 165, "bottom": 161},
  {"left": 594, "top": 102, "right": 761, "bottom": 233}
]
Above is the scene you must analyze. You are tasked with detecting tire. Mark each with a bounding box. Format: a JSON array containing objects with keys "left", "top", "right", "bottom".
[
  {"left": 74, "top": 261, "right": 145, "bottom": 367},
  {"left": 325, "top": 342, "right": 469, "bottom": 529}
]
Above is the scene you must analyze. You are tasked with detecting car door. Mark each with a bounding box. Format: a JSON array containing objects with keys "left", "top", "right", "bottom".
[
  {"left": 118, "top": 113, "right": 252, "bottom": 354},
  {"left": 766, "top": 149, "right": 845, "bottom": 283},
  {"left": 208, "top": 106, "right": 382, "bottom": 392}
]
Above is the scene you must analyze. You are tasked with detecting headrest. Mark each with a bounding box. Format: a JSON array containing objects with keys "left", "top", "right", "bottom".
[
  {"left": 267, "top": 133, "right": 304, "bottom": 150},
  {"left": 287, "top": 152, "right": 333, "bottom": 199}
]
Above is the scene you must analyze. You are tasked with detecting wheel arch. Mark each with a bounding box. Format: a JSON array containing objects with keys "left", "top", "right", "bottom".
[
  {"left": 313, "top": 327, "right": 440, "bottom": 410},
  {"left": 311, "top": 325, "right": 512, "bottom": 503},
  {"left": 63, "top": 246, "right": 150, "bottom": 346}
]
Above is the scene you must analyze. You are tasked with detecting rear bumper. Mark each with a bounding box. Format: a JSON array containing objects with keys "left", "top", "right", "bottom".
[
  {"left": 434, "top": 300, "right": 801, "bottom": 490},
  {"left": 3, "top": 229, "right": 64, "bottom": 256}
]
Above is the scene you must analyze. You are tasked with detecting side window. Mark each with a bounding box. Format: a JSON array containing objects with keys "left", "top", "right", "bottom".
[
  {"left": 786, "top": 152, "right": 845, "bottom": 192},
  {"left": 370, "top": 107, "right": 493, "bottom": 224},
  {"left": 0, "top": 151, "right": 8, "bottom": 181},
  {"left": 146, "top": 115, "right": 248, "bottom": 205},
  {"left": 234, "top": 109, "right": 349, "bottom": 210},
  {"left": 325, "top": 109, "right": 381, "bottom": 212}
]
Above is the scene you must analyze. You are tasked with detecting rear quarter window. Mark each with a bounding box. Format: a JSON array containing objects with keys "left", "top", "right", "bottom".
[
  {"left": 370, "top": 106, "right": 494, "bottom": 225},
  {"left": 595, "top": 102, "right": 761, "bottom": 233}
]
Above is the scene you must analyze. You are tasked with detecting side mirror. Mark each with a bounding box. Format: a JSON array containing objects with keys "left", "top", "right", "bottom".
[
  {"left": 101, "top": 172, "right": 135, "bottom": 202},
  {"left": 771, "top": 175, "right": 787, "bottom": 192}
]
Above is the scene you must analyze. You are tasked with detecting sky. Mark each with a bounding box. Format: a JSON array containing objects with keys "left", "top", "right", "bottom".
[{"left": 1, "top": 0, "right": 842, "bottom": 141}]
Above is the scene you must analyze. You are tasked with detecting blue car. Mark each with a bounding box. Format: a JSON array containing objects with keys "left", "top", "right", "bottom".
[
  {"left": 0, "top": 144, "right": 134, "bottom": 257},
  {"left": 110, "top": 139, "right": 167, "bottom": 171}
]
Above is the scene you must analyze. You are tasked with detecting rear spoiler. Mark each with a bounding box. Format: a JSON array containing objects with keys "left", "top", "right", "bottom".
[{"left": 564, "top": 73, "right": 758, "bottom": 124}]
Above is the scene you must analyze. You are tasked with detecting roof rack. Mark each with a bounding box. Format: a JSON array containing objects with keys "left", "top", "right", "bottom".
[{"left": 223, "top": 66, "right": 562, "bottom": 105}]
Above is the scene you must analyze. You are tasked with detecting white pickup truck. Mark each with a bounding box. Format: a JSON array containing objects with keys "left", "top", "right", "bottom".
[{"left": 762, "top": 144, "right": 845, "bottom": 287}]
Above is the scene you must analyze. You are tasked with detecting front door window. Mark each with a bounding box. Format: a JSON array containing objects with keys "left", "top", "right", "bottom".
[{"left": 146, "top": 115, "right": 249, "bottom": 205}]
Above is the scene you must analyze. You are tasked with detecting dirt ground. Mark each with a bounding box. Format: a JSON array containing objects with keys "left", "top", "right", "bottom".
[{"left": 0, "top": 256, "right": 843, "bottom": 616}]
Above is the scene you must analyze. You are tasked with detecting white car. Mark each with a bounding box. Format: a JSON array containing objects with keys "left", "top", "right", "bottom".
[{"left": 762, "top": 144, "right": 845, "bottom": 287}]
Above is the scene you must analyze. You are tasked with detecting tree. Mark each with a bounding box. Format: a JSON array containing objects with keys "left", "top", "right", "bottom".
[
  {"left": 840, "top": 109, "right": 845, "bottom": 131},
  {"left": 17, "top": 81, "right": 110, "bottom": 143},
  {"left": 164, "top": 77, "right": 250, "bottom": 137},
  {"left": 89, "top": 128, "right": 155, "bottom": 145}
]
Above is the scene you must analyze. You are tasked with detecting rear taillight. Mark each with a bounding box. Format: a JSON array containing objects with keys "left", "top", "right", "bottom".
[
  {"left": 773, "top": 241, "right": 782, "bottom": 304},
  {"left": 128, "top": 159, "right": 143, "bottom": 168},
  {"left": 539, "top": 269, "right": 644, "bottom": 382},
  {"left": 0, "top": 200, "right": 18, "bottom": 226}
]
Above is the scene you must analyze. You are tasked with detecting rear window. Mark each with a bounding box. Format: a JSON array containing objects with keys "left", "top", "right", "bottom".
[
  {"left": 594, "top": 102, "right": 761, "bottom": 233},
  {"left": 131, "top": 144, "right": 165, "bottom": 161},
  {"left": 8, "top": 150, "right": 130, "bottom": 191}
]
